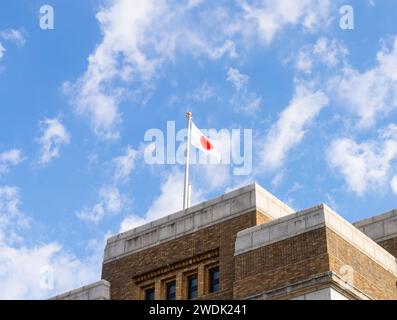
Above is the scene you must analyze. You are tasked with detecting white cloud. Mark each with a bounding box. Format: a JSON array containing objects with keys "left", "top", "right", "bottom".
[
  {"left": 187, "top": 0, "right": 204, "bottom": 8},
  {"left": 313, "top": 38, "right": 348, "bottom": 67},
  {"left": 271, "top": 170, "right": 286, "bottom": 188},
  {"left": 295, "top": 50, "right": 312, "bottom": 74},
  {"left": 66, "top": 0, "right": 336, "bottom": 138},
  {"left": 327, "top": 132, "right": 397, "bottom": 196},
  {"left": 0, "top": 186, "right": 102, "bottom": 299},
  {"left": 379, "top": 123, "right": 397, "bottom": 140},
  {"left": 37, "top": 118, "right": 70, "bottom": 165},
  {"left": 259, "top": 85, "right": 328, "bottom": 170},
  {"left": 224, "top": 177, "right": 255, "bottom": 194},
  {"left": 0, "top": 42, "right": 5, "bottom": 60},
  {"left": 0, "top": 29, "right": 26, "bottom": 46},
  {"left": 391, "top": 176, "right": 397, "bottom": 195},
  {"left": 0, "top": 29, "right": 25, "bottom": 62},
  {"left": 0, "top": 149, "right": 24, "bottom": 174},
  {"left": 332, "top": 36, "right": 397, "bottom": 128},
  {"left": 117, "top": 170, "right": 187, "bottom": 232},
  {"left": 146, "top": 170, "right": 186, "bottom": 221},
  {"left": 67, "top": 0, "right": 237, "bottom": 139},
  {"left": 230, "top": 91, "right": 262, "bottom": 114},
  {"left": 192, "top": 82, "right": 216, "bottom": 102},
  {"left": 119, "top": 215, "right": 147, "bottom": 233},
  {"left": 118, "top": 169, "right": 205, "bottom": 232},
  {"left": 240, "top": 0, "right": 332, "bottom": 45},
  {"left": 0, "top": 242, "right": 101, "bottom": 300},
  {"left": 112, "top": 145, "right": 138, "bottom": 181},
  {"left": 0, "top": 186, "right": 28, "bottom": 244},
  {"left": 77, "top": 186, "right": 124, "bottom": 223},
  {"left": 118, "top": 162, "right": 251, "bottom": 233},
  {"left": 226, "top": 67, "right": 262, "bottom": 114},
  {"left": 227, "top": 68, "right": 249, "bottom": 90},
  {"left": 78, "top": 145, "right": 141, "bottom": 224},
  {"left": 295, "top": 37, "right": 348, "bottom": 73},
  {"left": 65, "top": 0, "right": 163, "bottom": 139}
]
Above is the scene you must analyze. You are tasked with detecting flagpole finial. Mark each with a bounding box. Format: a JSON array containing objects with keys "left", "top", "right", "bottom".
[{"left": 187, "top": 111, "right": 192, "bottom": 119}]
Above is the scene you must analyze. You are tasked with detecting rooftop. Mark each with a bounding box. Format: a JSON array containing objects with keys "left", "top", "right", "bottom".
[{"left": 103, "top": 183, "right": 294, "bottom": 263}]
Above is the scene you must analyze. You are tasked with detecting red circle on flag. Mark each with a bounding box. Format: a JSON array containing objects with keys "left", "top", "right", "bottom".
[{"left": 200, "top": 136, "right": 214, "bottom": 151}]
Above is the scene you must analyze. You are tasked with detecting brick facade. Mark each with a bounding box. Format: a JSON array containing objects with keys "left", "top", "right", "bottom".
[
  {"left": 52, "top": 184, "right": 397, "bottom": 300},
  {"left": 233, "top": 228, "right": 330, "bottom": 299},
  {"left": 102, "top": 211, "right": 271, "bottom": 300},
  {"left": 327, "top": 229, "right": 397, "bottom": 300},
  {"left": 378, "top": 237, "right": 397, "bottom": 259}
]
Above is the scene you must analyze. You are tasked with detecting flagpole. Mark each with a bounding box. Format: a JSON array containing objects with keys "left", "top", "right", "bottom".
[{"left": 183, "top": 111, "right": 192, "bottom": 210}]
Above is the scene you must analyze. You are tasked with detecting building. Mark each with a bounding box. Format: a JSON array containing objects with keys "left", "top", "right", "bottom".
[{"left": 50, "top": 183, "right": 397, "bottom": 300}]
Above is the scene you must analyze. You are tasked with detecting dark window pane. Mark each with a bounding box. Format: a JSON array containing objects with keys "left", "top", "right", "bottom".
[
  {"left": 187, "top": 274, "right": 198, "bottom": 299},
  {"left": 145, "top": 288, "right": 155, "bottom": 300},
  {"left": 166, "top": 281, "right": 176, "bottom": 300},
  {"left": 209, "top": 267, "right": 220, "bottom": 293}
]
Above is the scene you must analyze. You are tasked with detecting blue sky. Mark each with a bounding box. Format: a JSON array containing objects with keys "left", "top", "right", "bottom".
[{"left": 0, "top": 0, "right": 397, "bottom": 299}]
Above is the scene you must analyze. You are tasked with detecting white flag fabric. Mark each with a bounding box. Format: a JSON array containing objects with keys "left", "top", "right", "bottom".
[{"left": 190, "top": 121, "right": 221, "bottom": 162}]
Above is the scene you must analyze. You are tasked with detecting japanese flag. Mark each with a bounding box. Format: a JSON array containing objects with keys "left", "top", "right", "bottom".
[{"left": 190, "top": 121, "right": 221, "bottom": 162}]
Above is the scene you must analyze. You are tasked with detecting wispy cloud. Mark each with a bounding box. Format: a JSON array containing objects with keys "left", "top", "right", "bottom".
[
  {"left": 259, "top": 84, "right": 328, "bottom": 170},
  {"left": 118, "top": 169, "right": 201, "bottom": 232},
  {"left": 391, "top": 176, "right": 397, "bottom": 195},
  {"left": 64, "top": 0, "right": 335, "bottom": 140},
  {"left": 0, "top": 42, "right": 5, "bottom": 60},
  {"left": 77, "top": 145, "right": 139, "bottom": 224},
  {"left": 295, "top": 37, "right": 348, "bottom": 74},
  {"left": 0, "top": 29, "right": 26, "bottom": 46},
  {"left": 66, "top": 0, "right": 238, "bottom": 139},
  {"left": 331, "top": 36, "right": 397, "bottom": 129},
  {"left": 0, "top": 28, "right": 25, "bottom": 62},
  {"left": 0, "top": 185, "right": 102, "bottom": 299},
  {"left": 327, "top": 126, "right": 397, "bottom": 196},
  {"left": 118, "top": 161, "right": 252, "bottom": 234},
  {"left": 37, "top": 118, "right": 70, "bottom": 165},
  {"left": 227, "top": 67, "right": 262, "bottom": 114},
  {"left": 191, "top": 81, "right": 216, "bottom": 103},
  {"left": 227, "top": 68, "right": 249, "bottom": 90},
  {"left": 112, "top": 145, "right": 139, "bottom": 182},
  {"left": 239, "top": 0, "right": 333, "bottom": 45},
  {"left": 77, "top": 186, "right": 125, "bottom": 223},
  {"left": 0, "top": 149, "right": 24, "bottom": 175}
]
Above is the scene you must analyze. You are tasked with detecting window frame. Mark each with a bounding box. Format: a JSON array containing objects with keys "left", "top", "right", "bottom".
[
  {"left": 165, "top": 280, "right": 177, "bottom": 300},
  {"left": 144, "top": 287, "right": 155, "bottom": 300},
  {"left": 208, "top": 266, "right": 220, "bottom": 294},
  {"left": 186, "top": 273, "right": 198, "bottom": 300}
]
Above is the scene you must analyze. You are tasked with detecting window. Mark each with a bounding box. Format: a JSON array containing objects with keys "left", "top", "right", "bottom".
[
  {"left": 166, "top": 281, "right": 176, "bottom": 300},
  {"left": 187, "top": 274, "right": 198, "bottom": 299},
  {"left": 209, "top": 266, "right": 220, "bottom": 293},
  {"left": 145, "top": 287, "right": 155, "bottom": 300}
]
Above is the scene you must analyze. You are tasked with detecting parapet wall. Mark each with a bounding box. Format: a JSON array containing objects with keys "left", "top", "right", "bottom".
[
  {"left": 233, "top": 204, "right": 397, "bottom": 300},
  {"left": 235, "top": 204, "right": 397, "bottom": 275},
  {"left": 354, "top": 209, "right": 397, "bottom": 242},
  {"left": 103, "top": 183, "right": 294, "bottom": 264},
  {"left": 49, "top": 280, "right": 111, "bottom": 300}
]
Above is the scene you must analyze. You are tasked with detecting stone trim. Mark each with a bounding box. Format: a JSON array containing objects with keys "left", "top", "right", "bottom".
[
  {"left": 245, "top": 271, "right": 370, "bottom": 300},
  {"left": 49, "top": 280, "right": 111, "bottom": 300},
  {"left": 354, "top": 209, "right": 397, "bottom": 242},
  {"left": 103, "top": 183, "right": 293, "bottom": 263}
]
